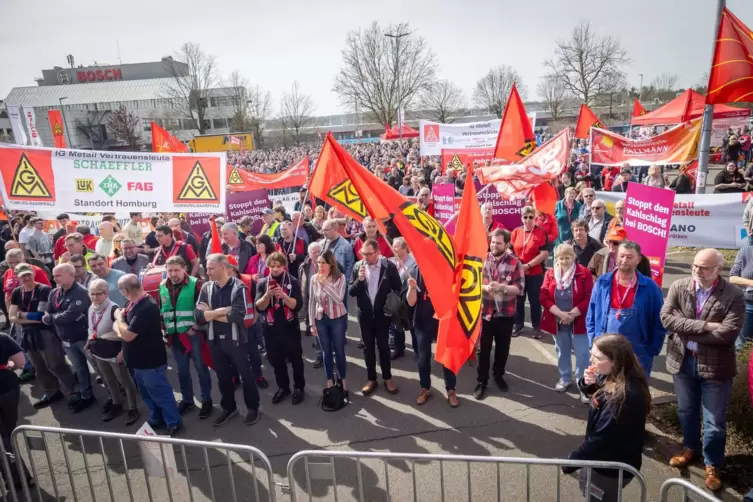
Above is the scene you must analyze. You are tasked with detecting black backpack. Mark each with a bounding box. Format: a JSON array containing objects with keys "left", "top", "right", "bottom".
[{"left": 321, "top": 379, "right": 347, "bottom": 412}]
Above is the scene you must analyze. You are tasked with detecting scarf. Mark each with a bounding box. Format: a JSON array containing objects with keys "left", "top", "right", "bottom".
[
  {"left": 554, "top": 262, "right": 577, "bottom": 292},
  {"left": 264, "top": 272, "right": 295, "bottom": 325}
]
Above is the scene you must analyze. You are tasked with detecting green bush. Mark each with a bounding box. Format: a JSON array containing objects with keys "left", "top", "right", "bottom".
[{"left": 728, "top": 341, "right": 753, "bottom": 441}]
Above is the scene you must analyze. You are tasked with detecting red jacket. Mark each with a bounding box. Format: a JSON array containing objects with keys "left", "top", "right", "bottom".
[
  {"left": 83, "top": 234, "right": 99, "bottom": 250},
  {"left": 539, "top": 264, "right": 593, "bottom": 336},
  {"left": 354, "top": 234, "right": 394, "bottom": 260},
  {"left": 536, "top": 213, "right": 558, "bottom": 244}
]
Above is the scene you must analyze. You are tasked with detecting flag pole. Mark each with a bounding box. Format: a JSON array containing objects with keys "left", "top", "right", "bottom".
[
  {"left": 696, "top": 0, "right": 727, "bottom": 194},
  {"left": 290, "top": 182, "right": 311, "bottom": 254}
]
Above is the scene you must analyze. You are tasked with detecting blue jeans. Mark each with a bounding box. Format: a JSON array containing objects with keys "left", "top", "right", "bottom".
[
  {"left": 171, "top": 334, "right": 212, "bottom": 404},
  {"left": 736, "top": 301, "right": 753, "bottom": 350},
  {"left": 553, "top": 332, "right": 590, "bottom": 383},
  {"left": 415, "top": 325, "right": 456, "bottom": 390},
  {"left": 62, "top": 340, "right": 92, "bottom": 400},
  {"left": 247, "top": 324, "right": 263, "bottom": 378},
  {"left": 132, "top": 365, "right": 181, "bottom": 428},
  {"left": 673, "top": 354, "right": 732, "bottom": 468},
  {"left": 315, "top": 315, "right": 347, "bottom": 380}
]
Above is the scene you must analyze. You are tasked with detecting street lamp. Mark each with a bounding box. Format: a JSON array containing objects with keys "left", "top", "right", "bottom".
[
  {"left": 59, "top": 97, "right": 73, "bottom": 148},
  {"left": 385, "top": 30, "right": 410, "bottom": 141},
  {"left": 638, "top": 74, "right": 644, "bottom": 101}
]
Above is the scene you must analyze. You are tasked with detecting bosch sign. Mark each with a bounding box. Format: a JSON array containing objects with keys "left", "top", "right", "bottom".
[{"left": 76, "top": 69, "right": 123, "bottom": 83}]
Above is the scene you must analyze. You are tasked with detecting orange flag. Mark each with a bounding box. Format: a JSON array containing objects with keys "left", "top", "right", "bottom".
[
  {"left": 632, "top": 99, "right": 647, "bottom": 118},
  {"left": 210, "top": 216, "right": 223, "bottom": 254},
  {"left": 152, "top": 122, "right": 187, "bottom": 153},
  {"left": 493, "top": 83, "right": 535, "bottom": 162},
  {"left": 436, "top": 165, "right": 486, "bottom": 374},
  {"left": 316, "top": 134, "right": 457, "bottom": 319},
  {"left": 531, "top": 182, "right": 558, "bottom": 216},
  {"left": 47, "top": 110, "right": 66, "bottom": 148},
  {"left": 574, "top": 104, "right": 604, "bottom": 139},
  {"left": 707, "top": 8, "right": 753, "bottom": 104}
]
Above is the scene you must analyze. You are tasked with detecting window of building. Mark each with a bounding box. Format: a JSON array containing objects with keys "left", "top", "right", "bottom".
[
  {"left": 213, "top": 118, "right": 227, "bottom": 129},
  {"left": 201, "top": 119, "right": 211, "bottom": 131},
  {"left": 142, "top": 119, "right": 152, "bottom": 132},
  {"left": 183, "top": 118, "right": 197, "bottom": 130}
]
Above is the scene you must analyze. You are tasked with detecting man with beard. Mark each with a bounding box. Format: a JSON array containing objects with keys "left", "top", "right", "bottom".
[
  {"left": 475, "top": 229, "right": 525, "bottom": 400},
  {"left": 150, "top": 225, "right": 199, "bottom": 277},
  {"left": 111, "top": 239, "right": 150, "bottom": 276},
  {"left": 221, "top": 222, "right": 256, "bottom": 274},
  {"left": 168, "top": 218, "right": 199, "bottom": 256},
  {"left": 275, "top": 222, "right": 305, "bottom": 279},
  {"left": 256, "top": 252, "right": 305, "bottom": 405}
]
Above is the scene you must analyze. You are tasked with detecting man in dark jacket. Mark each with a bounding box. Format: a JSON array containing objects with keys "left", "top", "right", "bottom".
[
  {"left": 349, "top": 239, "right": 402, "bottom": 396},
  {"left": 43, "top": 263, "right": 93, "bottom": 410},
  {"left": 221, "top": 222, "right": 256, "bottom": 273}
]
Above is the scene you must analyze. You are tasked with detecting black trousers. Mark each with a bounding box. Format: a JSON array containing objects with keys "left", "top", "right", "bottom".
[
  {"left": 0, "top": 387, "right": 19, "bottom": 452},
  {"left": 211, "top": 338, "right": 260, "bottom": 413},
  {"left": 359, "top": 314, "right": 392, "bottom": 382},
  {"left": 264, "top": 325, "right": 305, "bottom": 391},
  {"left": 477, "top": 316, "right": 514, "bottom": 384}
]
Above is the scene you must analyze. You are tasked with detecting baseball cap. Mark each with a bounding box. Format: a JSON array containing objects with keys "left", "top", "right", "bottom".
[
  {"left": 261, "top": 209, "right": 274, "bottom": 215},
  {"left": 65, "top": 220, "right": 78, "bottom": 228},
  {"left": 606, "top": 226, "right": 628, "bottom": 242},
  {"left": 14, "top": 263, "right": 34, "bottom": 277}
]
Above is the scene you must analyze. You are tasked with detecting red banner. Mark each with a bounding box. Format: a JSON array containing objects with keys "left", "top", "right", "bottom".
[
  {"left": 707, "top": 8, "right": 753, "bottom": 104},
  {"left": 441, "top": 148, "right": 494, "bottom": 173},
  {"left": 47, "top": 110, "right": 66, "bottom": 148},
  {"left": 574, "top": 104, "right": 604, "bottom": 139},
  {"left": 227, "top": 156, "right": 309, "bottom": 192},
  {"left": 590, "top": 120, "right": 701, "bottom": 166},
  {"left": 152, "top": 122, "right": 187, "bottom": 153}
]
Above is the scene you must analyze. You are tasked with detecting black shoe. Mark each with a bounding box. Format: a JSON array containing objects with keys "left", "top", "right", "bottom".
[
  {"left": 494, "top": 376, "right": 509, "bottom": 392},
  {"left": 305, "top": 330, "right": 312, "bottom": 337},
  {"left": 357, "top": 342, "right": 366, "bottom": 349},
  {"left": 255, "top": 376, "right": 269, "bottom": 389},
  {"left": 125, "top": 409, "right": 141, "bottom": 426},
  {"left": 178, "top": 401, "right": 195, "bottom": 416},
  {"left": 72, "top": 396, "right": 95, "bottom": 413},
  {"left": 199, "top": 402, "right": 213, "bottom": 420},
  {"left": 473, "top": 383, "right": 487, "bottom": 400},
  {"left": 166, "top": 423, "right": 183, "bottom": 437},
  {"left": 67, "top": 393, "right": 81, "bottom": 409},
  {"left": 244, "top": 409, "right": 260, "bottom": 426},
  {"left": 272, "top": 388, "right": 291, "bottom": 404},
  {"left": 33, "top": 391, "right": 63, "bottom": 409},
  {"left": 102, "top": 399, "right": 113, "bottom": 415},
  {"left": 213, "top": 408, "right": 238, "bottom": 427},
  {"left": 313, "top": 355, "right": 323, "bottom": 369},
  {"left": 102, "top": 402, "right": 123, "bottom": 422},
  {"left": 18, "top": 369, "right": 35, "bottom": 383},
  {"left": 390, "top": 350, "right": 404, "bottom": 360},
  {"left": 95, "top": 375, "right": 104, "bottom": 385},
  {"left": 149, "top": 419, "right": 167, "bottom": 431},
  {"left": 512, "top": 325, "right": 523, "bottom": 337},
  {"left": 292, "top": 389, "right": 304, "bottom": 405}
]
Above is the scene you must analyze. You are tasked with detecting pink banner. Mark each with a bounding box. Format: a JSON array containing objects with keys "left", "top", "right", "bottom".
[
  {"left": 623, "top": 182, "right": 675, "bottom": 286},
  {"left": 444, "top": 183, "right": 525, "bottom": 234},
  {"left": 186, "top": 190, "right": 270, "bottom": 237},
  {"left": 431, "top": 184, "right": 460, "bottom": 227}
]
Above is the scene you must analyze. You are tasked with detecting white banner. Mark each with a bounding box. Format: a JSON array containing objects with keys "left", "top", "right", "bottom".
[
  {"left": 598, "top": 191, "right": 749, "bottom": 249},
  {"left": 420, "top": 119, "right": 502, "bottom": 156},
  {"left": 0, "top": 144, "right": 227, "bottom": 213},
  {"left": 711, "top": 115, "right": 750, "bottom": 149},
  {"left": 7, "top": 106, "right": 28, "bottom": 146},
  {"left": 23, "top": 108, "right": 43, "bottom": 147}
]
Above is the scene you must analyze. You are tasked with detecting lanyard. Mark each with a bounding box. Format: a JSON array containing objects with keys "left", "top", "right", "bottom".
[
  {"left": 615, "top": 274, "right": 637, "bottom": 310},
  {"left": 565, "top": 202, "right": 574, "bottom": 222},
  {"left": 21, "top": 287, "right": 37, "bottom": 312},
  {"left": 53, "top": 287, "right": 69, "bottom": 310},
  {"left": 123, "top": 294, "right": 148, "bottom": 317},
  {"left": 694, "top": 278, "right": 718, "bottom": 318},
  {"left": 91, "top": 300, "right": 110, "bottom": 336},
  {"left": 522, "top": 228, "right": 533, "bottom": 248}
]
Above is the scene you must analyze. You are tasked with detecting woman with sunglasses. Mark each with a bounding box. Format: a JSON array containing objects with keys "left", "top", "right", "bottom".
[{"left": 510, "top": 206, "right": 549, "bottom": 338}]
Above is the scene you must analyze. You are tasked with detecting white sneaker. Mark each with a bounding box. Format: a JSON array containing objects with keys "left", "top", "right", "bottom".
[
  {"left": 554, "top": 379, "right": 571, "bottom": 392},
  {"left": 580, "top": 392, "right": 591, "bottom": 404}
]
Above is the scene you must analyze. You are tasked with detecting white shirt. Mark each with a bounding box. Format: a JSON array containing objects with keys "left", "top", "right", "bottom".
[
  {"left": 18, "top": 226, "right": 33, "bottom": 245},
  {"left": 365, "top": 259, "right": 382, "bottom": 305},
  {"left": 96, "top": 237, "right": 113, "bottom": 258},
  {"left": 588, "top": 217, "right": 605, "bottom": 241}
]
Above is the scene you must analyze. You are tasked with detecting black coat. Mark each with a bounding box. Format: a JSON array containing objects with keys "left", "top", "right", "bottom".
[
  {"left": 222, "top": 240, "right": 257, "bottom": 274},
  {"left": 348, "top": 259, "right": 401, "bottom": 319}
]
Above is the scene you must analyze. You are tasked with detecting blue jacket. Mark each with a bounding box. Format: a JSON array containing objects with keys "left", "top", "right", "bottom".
[
  {"left": 45, "top": 282, "right": 92, "bottom": 344},
  {"left": 586, "top": 270, "right": 666, "bottom": 356},
  {"left": 554, "top": 200, "right": 582, "bottom": 245},
  {"left": 326, "top": 236, "right": 355, "bottom": 281}
]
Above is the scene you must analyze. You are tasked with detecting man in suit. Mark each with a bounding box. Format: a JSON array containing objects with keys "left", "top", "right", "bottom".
[{"left": 349, "top": 239, "right": 402, "bottom": 396}]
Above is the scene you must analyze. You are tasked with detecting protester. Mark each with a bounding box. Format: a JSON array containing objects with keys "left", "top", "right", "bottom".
[
  {"left": 78, "top": 225, "right": 99, "bottom": 251},
  {"left": 725, "top": 135, "right": 743, "bottom": 164},
  {"left": 159, "top": 256, "right": 213, "bottom": 419},
  {"left": 353, "top": 217, "right": 393, "bottom": 260},
  {"left": 321, "top": 218, "right": 355, "bottom": 316},
  {"left": 557, "top": 172, "right": 576, "bottom": 200},
  {"left": 587, "top": 199, "right": 613, "bottom": 243},
  {"left": 53, "top": 221, "right": 77, "bottom": 261},
  {"left": 275, "top": 222, "right": 306, "bottom": 279},
  {"left": 84, "top": 279, "right": 140, "bottom": 425},
  {"left": 554, "top": 187, "right": 582, "bottom": 245},
  {"left": 568, "top": 220, "right": 603, "bottom": 268},
  {"left": 256, "top": 252, "right": 306, "bottom": 405},
  {"left": 510, "top": 206, "right": 549, "bottom": 338},
  {"left": 535, "top": 208, "right": 558, "bottom": 246},
  {"left": 114, "top": 274, "right": 182, "bottom": 435},
  {"left": 349, "top": 239, "right": 402, "bottom": 396},
  {"left": 540, "top": 244, "right": 594, "bottom": 401},
  {"left": 110, "top": 238, "right": 150, "bottom": 276},
  {"left": 309, "top": 250, "right": 349, "bottom": 396},
  {"left": 388, "top": 237, "right": 416, "bottom": 358},
  {"left": 586, "top": 240, "right": 666, "bottom": 377},
  {"left": 578, "top": 188, "right": 596, "bottom": 220},
  {"left": 587, "top": 227, "right": 651, "bottom": 279},
  {"left": 95, "top": 222, "right": 116, "bottom": 258},
  {"left": 311, "top": 206, "right": 326, "bottom": 230},
  {"left": 196, "top": 254, "right": 260, "bottom": 426},
  {"left": 259, "top": 209, "right": 281, "bottom": 239},
  {"left": 168, "top": 218, "right": 199, "bottom": 256},
  {"left": 0, "top": 331, "right": 33, "bottom": 488},
  {"left": 643, "top": 165, "right": 666, "bottom": 188},
  {"left": 152, "top": 225, "right": 199, "bottom": 276},
  {"left": 729, "top": 245, "right": 753, "bottom": 349},
  {"left": 245, "top": 234, "right": 273, "bottom": 279},
  {"left": 660, "top": 249, "right": 744, "bottom": 491},
  {"left": 59, "top": 233, "right": 94, "bottom": 268},
  {"left": 25, "top": 218, "right": 54, "bottom": 271},
  {"left": 670, "top": 164, "right": 695, "bottom": 194},
  {"left": 476, "top": 229, "right": 524, "bottom": 399},
  {"left": 121, "top": 213, "right": 144, "bottom": 247},
  {"left": 713, "top": 162, "right": 746, "bottom": 194},
  {"left": 481, "top": 203, "right": 505, "bottom": 236},
  {"left": 610, "top": 167, "right": 633, "bottom": 193},
  {"left": 564, "top": 334, "right": 650, "bottom": 501},
  {"left": 70, "top": 254, "right": 94, "bottom": 288},
  {"left": 417, "top": 187, "right": 434, "bottom": 216},
  {"left": 221, "top": 222, "right": 256, "bottom": 273}
]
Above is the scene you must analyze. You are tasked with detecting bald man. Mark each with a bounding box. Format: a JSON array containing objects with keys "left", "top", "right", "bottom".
[
  {"left": 96, "top": 222, "right": 115, "bottom": 258},
  {"left": 660, "top": 248, "right": 744, "bottom": 491}
]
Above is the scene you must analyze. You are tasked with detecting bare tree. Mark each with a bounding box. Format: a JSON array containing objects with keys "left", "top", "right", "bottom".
[
  {"left": 163, "top": 43, "right": 219, "bottom": 134},
  {"left": 537, "top": 75, "right": 568, "bottom": 121},
  {"left": 75, "top": 110, "right": 108, "bottom": 148},
  {"left": 107, "top": 105, "right": 142, "bottom": 150},
  {"left": 248, "top": 86, "right": 273, "bottom": 148},
  {"left": 226, "top": 70, "right": 251, "bottom": 132},
  {"left": 545, "top": 21, "right": 629, "bottom": 105},
  {"left": 417, "top": 80, "right": 465, "bottom": 123},
  {"left": 693, "top": 73, "right": 709, "bottom": 95},
  {"left": 280, "top": 81, "right": 315, "bottom": 146},
  {"left": 650, "top": 73, "right": 679, "bottom": 93},
  {"left": 333, "top": 21, "right": 437, "bottom": 126},
  {"left": 473, "top": 66, "right": 524, "bottom": 118}
]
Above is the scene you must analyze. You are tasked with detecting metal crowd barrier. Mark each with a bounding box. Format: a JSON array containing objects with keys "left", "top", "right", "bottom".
[
  {"left": 285, "top": 450, "right": 647, "bottom": 502},
  {"left": 659, "top": 478, "right": 722, "bottom": 502},
  {"left": 9, "top": 425, "right": 276, "bottom": 502}
]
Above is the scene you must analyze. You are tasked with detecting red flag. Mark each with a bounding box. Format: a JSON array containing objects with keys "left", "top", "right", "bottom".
[
  {"left": 531, "top": 183, "right": 558, "bottom": 216},
  {"left": 707, "top": 8, "right": 753, "bottom": 104},
  {"left": 315, "top": 134, "right": 457, "bottom": 319},
  {"left": 493, "top": 84, "right": 535, "bottom": 161},
  {"left": 47, "top": 110, "right": 66, "bottom": 148},
  {"left": 632, "top": 99, "right": 647, "bottom": 118},
  {"left": 210, "top": 216, "right": 222, "bottom": 254},
  {"left": 574, "top": 104, "right": 604, "bottom": 139},
  {"left": 436, "top": 165, "right": 486, "bottom": 374},
  {"left": 228, "top": 157, "right": 308, "bottom": 192},
  {"left": 152, "top": 122, "right": 187, "bottom": 153}
]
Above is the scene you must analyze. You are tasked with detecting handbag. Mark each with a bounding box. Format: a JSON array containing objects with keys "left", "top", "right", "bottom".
[{"left": 321, "top": 379, "right": 347, "bottom": 412}]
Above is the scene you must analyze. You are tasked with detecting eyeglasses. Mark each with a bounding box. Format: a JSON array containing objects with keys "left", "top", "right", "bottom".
[
  {"left": 591, "top": 206, "right": 604, "bottom": 210},
  {"left": 692, "top": 264, "right": 718, "bottom": 272},
  {"left": 361, "top": 251, "right": 377, "bottom": 257},
  {"left": 89, "top": 292, "right": 106, "bottom": 297}
]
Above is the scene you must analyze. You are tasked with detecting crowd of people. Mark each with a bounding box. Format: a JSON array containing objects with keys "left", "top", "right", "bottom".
[{"left": 0, "top": 134, "right": 751, "bottom": 497}]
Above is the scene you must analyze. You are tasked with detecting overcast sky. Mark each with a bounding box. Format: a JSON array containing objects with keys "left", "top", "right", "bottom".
[{"left": 1, "top": 0, "right": 751, "bottom": 116}]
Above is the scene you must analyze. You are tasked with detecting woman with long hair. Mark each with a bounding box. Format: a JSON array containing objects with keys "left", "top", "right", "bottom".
[
  {"left": 309, "top": 250, "right": 349, "bottom": 398},
  {"left": 714, "top": 162, "right": 746, "bottom": 194},
  {"left": 311, "top": 206, "right": 326, "bottom": 230},
  {"left": 643, "top": 165, "right": 666, "bottom": 188},
  {"left": 245, "top": 234, "right": 274, "bottom": 279},
  {"left": 564, "top": 334, "right": 650, "bottom": 501}
]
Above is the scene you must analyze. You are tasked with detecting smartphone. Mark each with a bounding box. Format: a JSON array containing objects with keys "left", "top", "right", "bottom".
[{"left": 269, "top": 278, "right": 278, "bottom": 289}]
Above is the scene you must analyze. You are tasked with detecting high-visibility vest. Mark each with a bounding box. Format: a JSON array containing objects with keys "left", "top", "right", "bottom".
[
  {"left": 238, "top": 273, "right": 256, "bottom": 328},
  {"left": 264, "top": 221, "right": 279, "bottom": 238},
  {"left": 59, "top": 249, "right": 93, "bottom": 271},
  {"left": 159, "top": 276, "right": 198, "bottom": 335}
]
